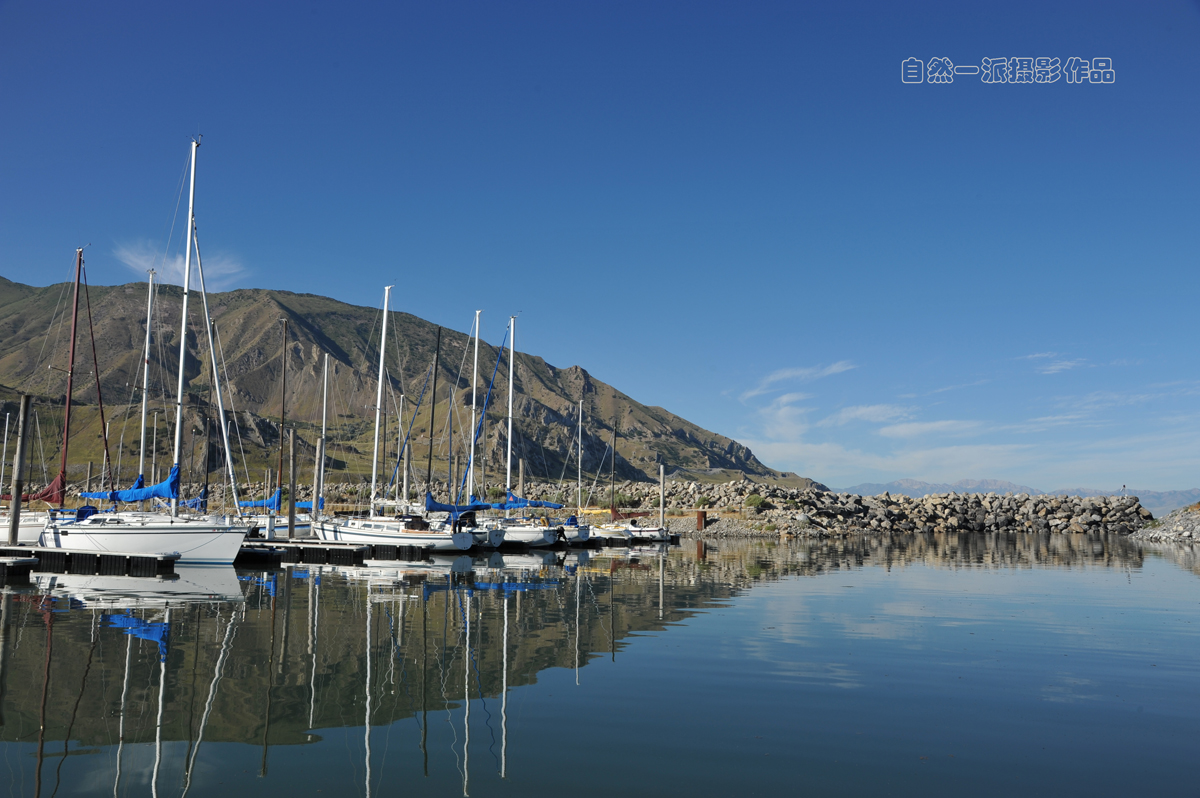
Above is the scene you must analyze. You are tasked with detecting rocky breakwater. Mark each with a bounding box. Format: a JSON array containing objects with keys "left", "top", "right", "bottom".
[
  {"left": 1131, "top": 504, "right": 1200, "bottom": 543},
  {"left": 663, "top": 487, "right": 1152, "bottom": 538},
  {"left": 472, "top": 478, "right": 1155, "bottom": 539},
  {"left": 775, "top": 490, "right": 1151, "bottom": 537}
]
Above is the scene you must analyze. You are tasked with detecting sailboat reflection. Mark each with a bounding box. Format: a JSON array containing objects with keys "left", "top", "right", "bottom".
[{"left": 35, "top": 564, "right": 245, "bottom": 607}]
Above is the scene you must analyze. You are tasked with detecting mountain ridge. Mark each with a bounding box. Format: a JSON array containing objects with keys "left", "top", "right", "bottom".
[{"left": 0, "top": 276, "right": 813, "bottom": 487}]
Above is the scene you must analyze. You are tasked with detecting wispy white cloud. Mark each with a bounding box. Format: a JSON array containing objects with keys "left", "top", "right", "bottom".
[
  {"left": 114, "top": 239, "right": 248, "bottom": 291},
  {"left": 817, "top": 404, "right": 911, "bottom": 428},
  {"left": 1039, "top": 359, "right": 1085, "bottom": 375},
  {"left": 877, "top": 420, "right": 983, "bottom": 439},
  {"left": 1020, "top": 352, "right": 1058, "bottom": 360},
  {"left": 755, "top": 392, "right": 813, "bottom": 441},
  {"left": 930, "top": 379, "right": 988, "bottom": 394},
  {"left": 740, "top": 361, "right": 855, "bottom": 401},
  {"left": 999, "top": 414, "right": 1090, "bottom": 434}
]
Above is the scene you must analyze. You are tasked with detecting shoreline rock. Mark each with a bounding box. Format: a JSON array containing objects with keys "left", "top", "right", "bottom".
[{"left": 1130, "top": 505, "right": 1199, "bottom": 543}]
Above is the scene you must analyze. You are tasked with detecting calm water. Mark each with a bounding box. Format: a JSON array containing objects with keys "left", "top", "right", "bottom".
[{"left": 1, "top": 533, "right": 1198, "bottom": 797}]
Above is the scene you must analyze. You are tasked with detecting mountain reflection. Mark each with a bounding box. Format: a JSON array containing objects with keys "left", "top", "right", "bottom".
[{"left": 0, "top": 531, "right": 1189, "bottom": 794}]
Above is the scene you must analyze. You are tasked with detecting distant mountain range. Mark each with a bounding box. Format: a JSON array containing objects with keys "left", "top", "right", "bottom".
[{"left": 840, "top": 479, "right": 1200, "bottom": 518}]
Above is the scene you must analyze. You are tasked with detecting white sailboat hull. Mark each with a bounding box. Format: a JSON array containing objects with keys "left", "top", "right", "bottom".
[
  {"left": 467, "top": 527, "right": 507, "bottom": 548},
  {"left": 39, "top": 513, "right": 246, "bottom": 565},
  {"left": 594, "top": 523, "right": 670, "bottom": 542},
  {"left": 497, "top": 525, "right": 559, "bottom": 547},
  {"left": 0, "top": 513, "right": 49, "bottom": 544},
  {"left": 563, "top": 524, "right": 590, "bottom": 544},
  {"left": 313, "top": 519, "right": 473, "bottom": 551}
]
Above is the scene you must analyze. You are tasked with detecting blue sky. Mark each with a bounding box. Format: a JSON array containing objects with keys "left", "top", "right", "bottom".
[{"left": 2, "top": 1, "right": 1199, "bottom": 490}]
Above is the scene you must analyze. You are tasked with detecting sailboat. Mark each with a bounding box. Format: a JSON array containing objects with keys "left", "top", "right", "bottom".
[
  {"left": 313, "top": 287, "right": 476, "bottom": 552},
  {"left": 1, "top": 248, "right": 92, "bottom": 542},
  {"left": 41, "top": 139, "right": 247, "bottom": 564},
  {"left": 475, "top": 316, "right": 574, "bottom": 547},
  {"left": 589, "top": 428, "right": 671, "bottom": 543}
]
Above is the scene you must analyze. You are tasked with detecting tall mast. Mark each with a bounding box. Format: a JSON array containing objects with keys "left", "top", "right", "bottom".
[
  {"left": 505, "top": 316, "right": 514, "bottom": 500},
  {"left": 138, "top": 270, "right": 156, "bottom": 485},
  {"left": 171, "top": 139, "right": 199, "bottom": 516},
  {"left": 275, "top": 318, "right": 288, "bottom": 511},
  {"left": 609, "top": 427, "right": 616, "bottom": 520},
  {"left": 369, "top": 286, "right": 393, "bottom": 514},
  {"left": 424, "top": 328, "right": 442, "bottom": 495},
  {"left": 57, "top": 248, "right": 84, "bottom": 508},
  {"left": 313, "top": 352, "right": 328, "bottom": 517},
  {"left": 577, "top": 400, "right": 583, "bottom": 510},
  {"left": 192, "top": 231, "right": 242, "bottom": 511},
  {"left": 398, "top": 391, "right": 408, "bottom": 499},
  {"left": 468, "top": 310, "right": 480, "bottom": 499},
  {"left": 0, "top": 412, "right": 9, "bottom": 503}
]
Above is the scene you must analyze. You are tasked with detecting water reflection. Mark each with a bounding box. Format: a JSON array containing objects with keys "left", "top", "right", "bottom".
[{"left": 0, "top": 532, "right": 1193, "bottom": 796}]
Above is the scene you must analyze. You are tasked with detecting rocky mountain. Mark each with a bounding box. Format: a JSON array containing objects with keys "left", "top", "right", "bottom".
[{"left": 0, "top": 275, "right": 793, "bottom": 486}]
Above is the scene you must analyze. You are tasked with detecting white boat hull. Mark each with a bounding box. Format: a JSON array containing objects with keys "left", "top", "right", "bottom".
[
  {"left": 497, "top": 525, "right": 559, "bottom": 547},
  {"left": 593, "top": 523, "right": 669, "bottom": 542},
  {"left": 313, "top": 519, "right": 473, "bottom": 551},
  {"left": 39, "top": 513, "right": 246, "bottom": 565},
  {"left": 0, "top": 513, "right": 49, "bottom": 544},
  {"left": 563, "top": 524, "right": 590, "bottom": 544}
]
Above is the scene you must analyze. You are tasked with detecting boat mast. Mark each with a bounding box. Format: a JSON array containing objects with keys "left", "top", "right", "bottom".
[
  {"left": 313, "top": 353, "right": 328, "bottom": 517},
  {"left": 398, "top": 393, "right": 408, "bottom": 504},
  {"left": 171, "top": 139, "right": 199, "bottom": 517},
  {"left": 0, "top": 412, "right": 8, "bottom": 502},
  {"left": 369, "top": 286, "right": 393, "bottom": 515},
  {"left": 468, "top": 310, "right": 480, "bottom": 499},
  {"left": 609, "top": 427, "right": 616, "bottom": 521},
  {"left": 577, "top": 400, "right": 583, "bottom": 511},
  {"left": 138, "top": 269, "right": 156, "bottom": 508},
  {"left": 57, "top": 248, "right": 84, "bottom": 508},
  {"left": 505, "top": 316, "right": 515, "bottom": 509},
  {"left": 425, "top": 328, "right": 442, "bottom": 495},
  {"left": 275, "top": 318, "right": 288, "bottom": 511},
  {"left": 192, "top": 231, "right": 242, "bottom": 512}
]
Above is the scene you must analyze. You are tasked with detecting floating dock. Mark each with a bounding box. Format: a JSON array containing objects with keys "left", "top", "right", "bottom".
[
  {"left": 237, "top": 540, "right": 427, "bottom": 568},
  {"left": 0, "top": 556, "right": 38, "bottom": 586},
  {"left": 0, "top": 546, "right": 179, "bottom": 578}
]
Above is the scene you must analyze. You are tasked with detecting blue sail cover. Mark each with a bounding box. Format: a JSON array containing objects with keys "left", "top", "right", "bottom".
[
  {"left": 424, "top": 492, "right": 491, "bottom": 515},
  {"left": 81, "top": 465, "right": 180, "bottom": 503},
  {"left": 105, "top": 612, "right": 170, "bottom": 662},
  {"left": 296, "top": 498, "right": 325, "bottom": 510},
  {"left": 239, "top": 488, "right": 281, "bottom": 510},
  {"left": 503, "top": 491, "right": 564, "bottom": 510}
]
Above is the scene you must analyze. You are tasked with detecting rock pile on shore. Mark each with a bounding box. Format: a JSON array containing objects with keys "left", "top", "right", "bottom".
[
  {"left": 1131, "top": 504, "right": 1199, "bottom": 543},
  {"left": 750, "top": 489, "right": 1151, "bottom": 536}
]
